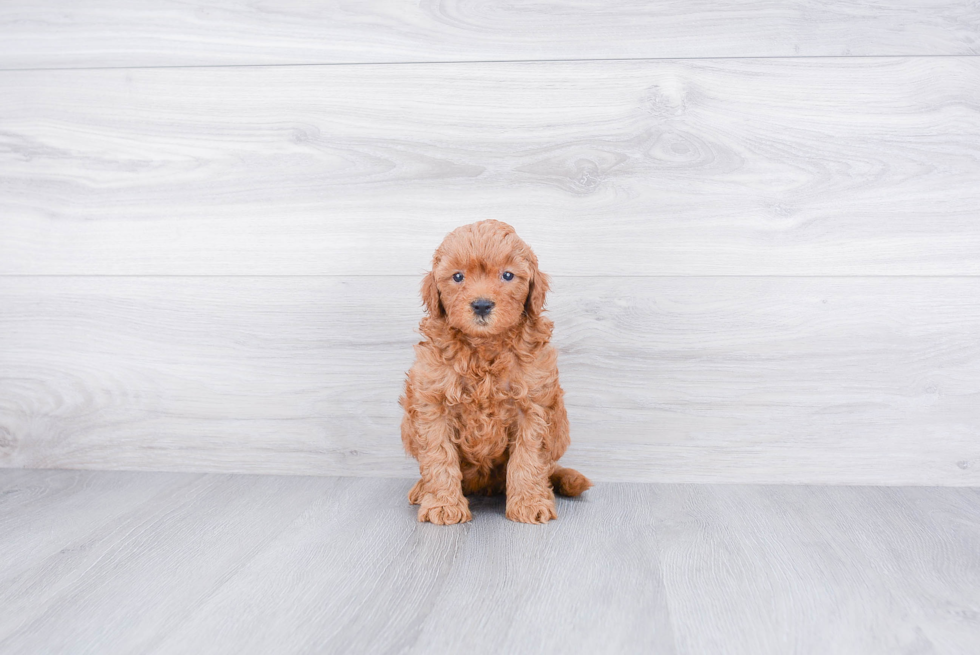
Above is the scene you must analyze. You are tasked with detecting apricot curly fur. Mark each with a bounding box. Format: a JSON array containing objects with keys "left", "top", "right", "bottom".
[{"left": 400, "top": 220, "right": 591, "bottom": 525}]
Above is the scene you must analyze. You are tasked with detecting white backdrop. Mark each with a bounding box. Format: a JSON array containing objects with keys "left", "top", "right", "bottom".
[{"left": 2, "top": 1, "right": 979, "bottom": 484}]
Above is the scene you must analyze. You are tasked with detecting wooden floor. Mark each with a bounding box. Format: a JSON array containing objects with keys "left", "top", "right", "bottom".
[{"left": 2, "top": 469, "right": 978, "bottom": 654}]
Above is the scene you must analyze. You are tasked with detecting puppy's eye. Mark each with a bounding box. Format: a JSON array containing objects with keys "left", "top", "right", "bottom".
[
  {"left": 452, "top": 272, "right": 464, "bottom": 283},
  {"left": 501, "top": 271, "right": 514, "bottom": 281}
]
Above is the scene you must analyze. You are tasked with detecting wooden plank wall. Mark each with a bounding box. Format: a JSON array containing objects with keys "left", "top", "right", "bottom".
[
  {"left": 1, "top": 1, "right": 978, "bottom": 67},
  {"left": 1, "top": 1, "right": 979, "bottom": 484}
]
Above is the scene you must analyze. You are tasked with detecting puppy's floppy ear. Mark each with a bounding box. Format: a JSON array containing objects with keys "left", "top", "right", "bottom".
[
  {"left": 421, "top": 270, "right": 444, "bottom": 317},
  {"left": 524, "top": 261, "right": 550, "bottom": 319}
]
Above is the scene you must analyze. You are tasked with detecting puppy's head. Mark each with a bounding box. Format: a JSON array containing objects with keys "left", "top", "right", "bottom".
[{"left": 422, "top": 220, "right": 549, "bottom": 337}]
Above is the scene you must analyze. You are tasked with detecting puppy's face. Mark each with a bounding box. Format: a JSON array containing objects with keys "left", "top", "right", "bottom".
[
  {"left": 436, "top": 253, "right": 532, "bottom": 337},
  {"left": 423, "top": 221, "right": 546, "bottom": 337}
]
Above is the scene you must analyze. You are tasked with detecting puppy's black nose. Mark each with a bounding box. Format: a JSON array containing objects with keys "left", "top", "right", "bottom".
[{"left": 471, "top": 298, "right": 495, "bottom": 317}]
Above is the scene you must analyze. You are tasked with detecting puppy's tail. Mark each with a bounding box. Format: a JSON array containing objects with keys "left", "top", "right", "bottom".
[{"left": 550, "top": 467, "right": 592, "bottom": 497}]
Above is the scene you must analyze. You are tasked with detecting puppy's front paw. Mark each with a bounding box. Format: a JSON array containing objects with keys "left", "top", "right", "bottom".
[
  {"left": 418, "top": 494, "right": 472, "bottom": 525},
  {"left": 506, "top": 495, "right": 557, "bottom": 524}
]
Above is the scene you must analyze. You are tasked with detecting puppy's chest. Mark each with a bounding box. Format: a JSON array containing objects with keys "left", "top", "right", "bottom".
[
  {"left": 451, "top": 359, "right": 521, "bottom": 424},
  {"left": 452, "top": 368, "right": 519, "bottom": 458}
]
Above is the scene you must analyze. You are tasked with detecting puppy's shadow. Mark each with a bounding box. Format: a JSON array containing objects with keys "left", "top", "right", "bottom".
[
  {"left": 465, "top": 492, "right": 591, "bottom": 519},
  {"left": 465, "top": 490, "right": 594, "bottom": 512},
  {"left": 466, "top": 493, "right": 507, "bottom": 517}
]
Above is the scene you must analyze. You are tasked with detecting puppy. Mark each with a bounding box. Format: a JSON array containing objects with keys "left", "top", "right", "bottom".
[{"left": 400, "top": 220, "right": 591, "bottom": 524}]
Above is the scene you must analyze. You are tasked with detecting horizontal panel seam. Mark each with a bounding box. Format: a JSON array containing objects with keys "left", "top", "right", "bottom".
[
  {"left": 4, "top": 275, "right": 980, "bottom": 280},
  {"left": 1, "top": 53, "right": 979, "bottom": 73}
]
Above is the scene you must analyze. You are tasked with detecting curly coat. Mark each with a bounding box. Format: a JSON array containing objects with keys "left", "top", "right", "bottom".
[{"left": 400, "top": 220, "right": 591, "bottom": 524}]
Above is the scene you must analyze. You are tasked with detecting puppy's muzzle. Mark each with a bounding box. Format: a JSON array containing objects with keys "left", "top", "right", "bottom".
[{"left": 471, "top": 298, "right": 495, "bottom": 318}]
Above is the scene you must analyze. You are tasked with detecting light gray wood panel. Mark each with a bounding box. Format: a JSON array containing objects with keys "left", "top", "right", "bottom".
[
  {"left": 0, "top": 0, "right": 978, "bottom": 69},
  {"left": 651, "top": 484, "right": 980, "bottom": 654},
  {"left": 0, "top": 471, "right": 339, "bottom": 653},
  {"left": 2, "top": 276, "right": 978, "bottom": 485},
  {"left": 3, "top": 58, "right": 980, "bottom": 276},
  {"left": 152, "top": 478, "right": 673, "bottom": 655},
  {"left": 0, "top": 469, "right": 189, "bottom": 587},
  {"left": 2, "top": 470, "right": 979, "bottom": 654}
]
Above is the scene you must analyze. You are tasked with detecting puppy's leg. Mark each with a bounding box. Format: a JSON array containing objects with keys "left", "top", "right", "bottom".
[
  {"left": 401, "top": 409, "right": 427, "bottom": 505},
  {"left": 506, "top": 405, "right": 558, "bottom": 524},
  {"left": 415, "top": 412, "right": 471, "bottom": 525},
  {"left": 543, "top": 393, "right": 591, "bottom": 496},
  {"left": 407, "top": 479, "right": 425, "bottom": 505}
]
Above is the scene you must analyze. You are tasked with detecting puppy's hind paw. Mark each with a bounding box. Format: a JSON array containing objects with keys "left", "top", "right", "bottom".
[
  {"left": 418, "top": 495, "right": 472, "bottom": 525},
  {"left": 408, "top": 479, "right": 425, "bottom": 505}
]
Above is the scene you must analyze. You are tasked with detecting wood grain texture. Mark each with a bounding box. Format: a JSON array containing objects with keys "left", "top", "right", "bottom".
[
  {"left": 651, "top": 483, "right": 980, "bottom": 654},
  {"left": 3, "top": 58, "right": 980, "bottom": 276},
  {"left": 0, "top": 0, "right": 978, "bottom": 69},
  {"left": 2, "top": 470, "right": 979, "bottom": 654},
  {"left": 0, "top": 470, "right": 342, "bottom": 654},
  {"left": 2, "top": 276, "right": 978, "bottom": 485}
]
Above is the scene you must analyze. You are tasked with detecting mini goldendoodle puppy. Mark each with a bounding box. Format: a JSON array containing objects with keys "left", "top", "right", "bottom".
[{"left": 400, "top": 220, "right": 591, "bottom": 524}]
